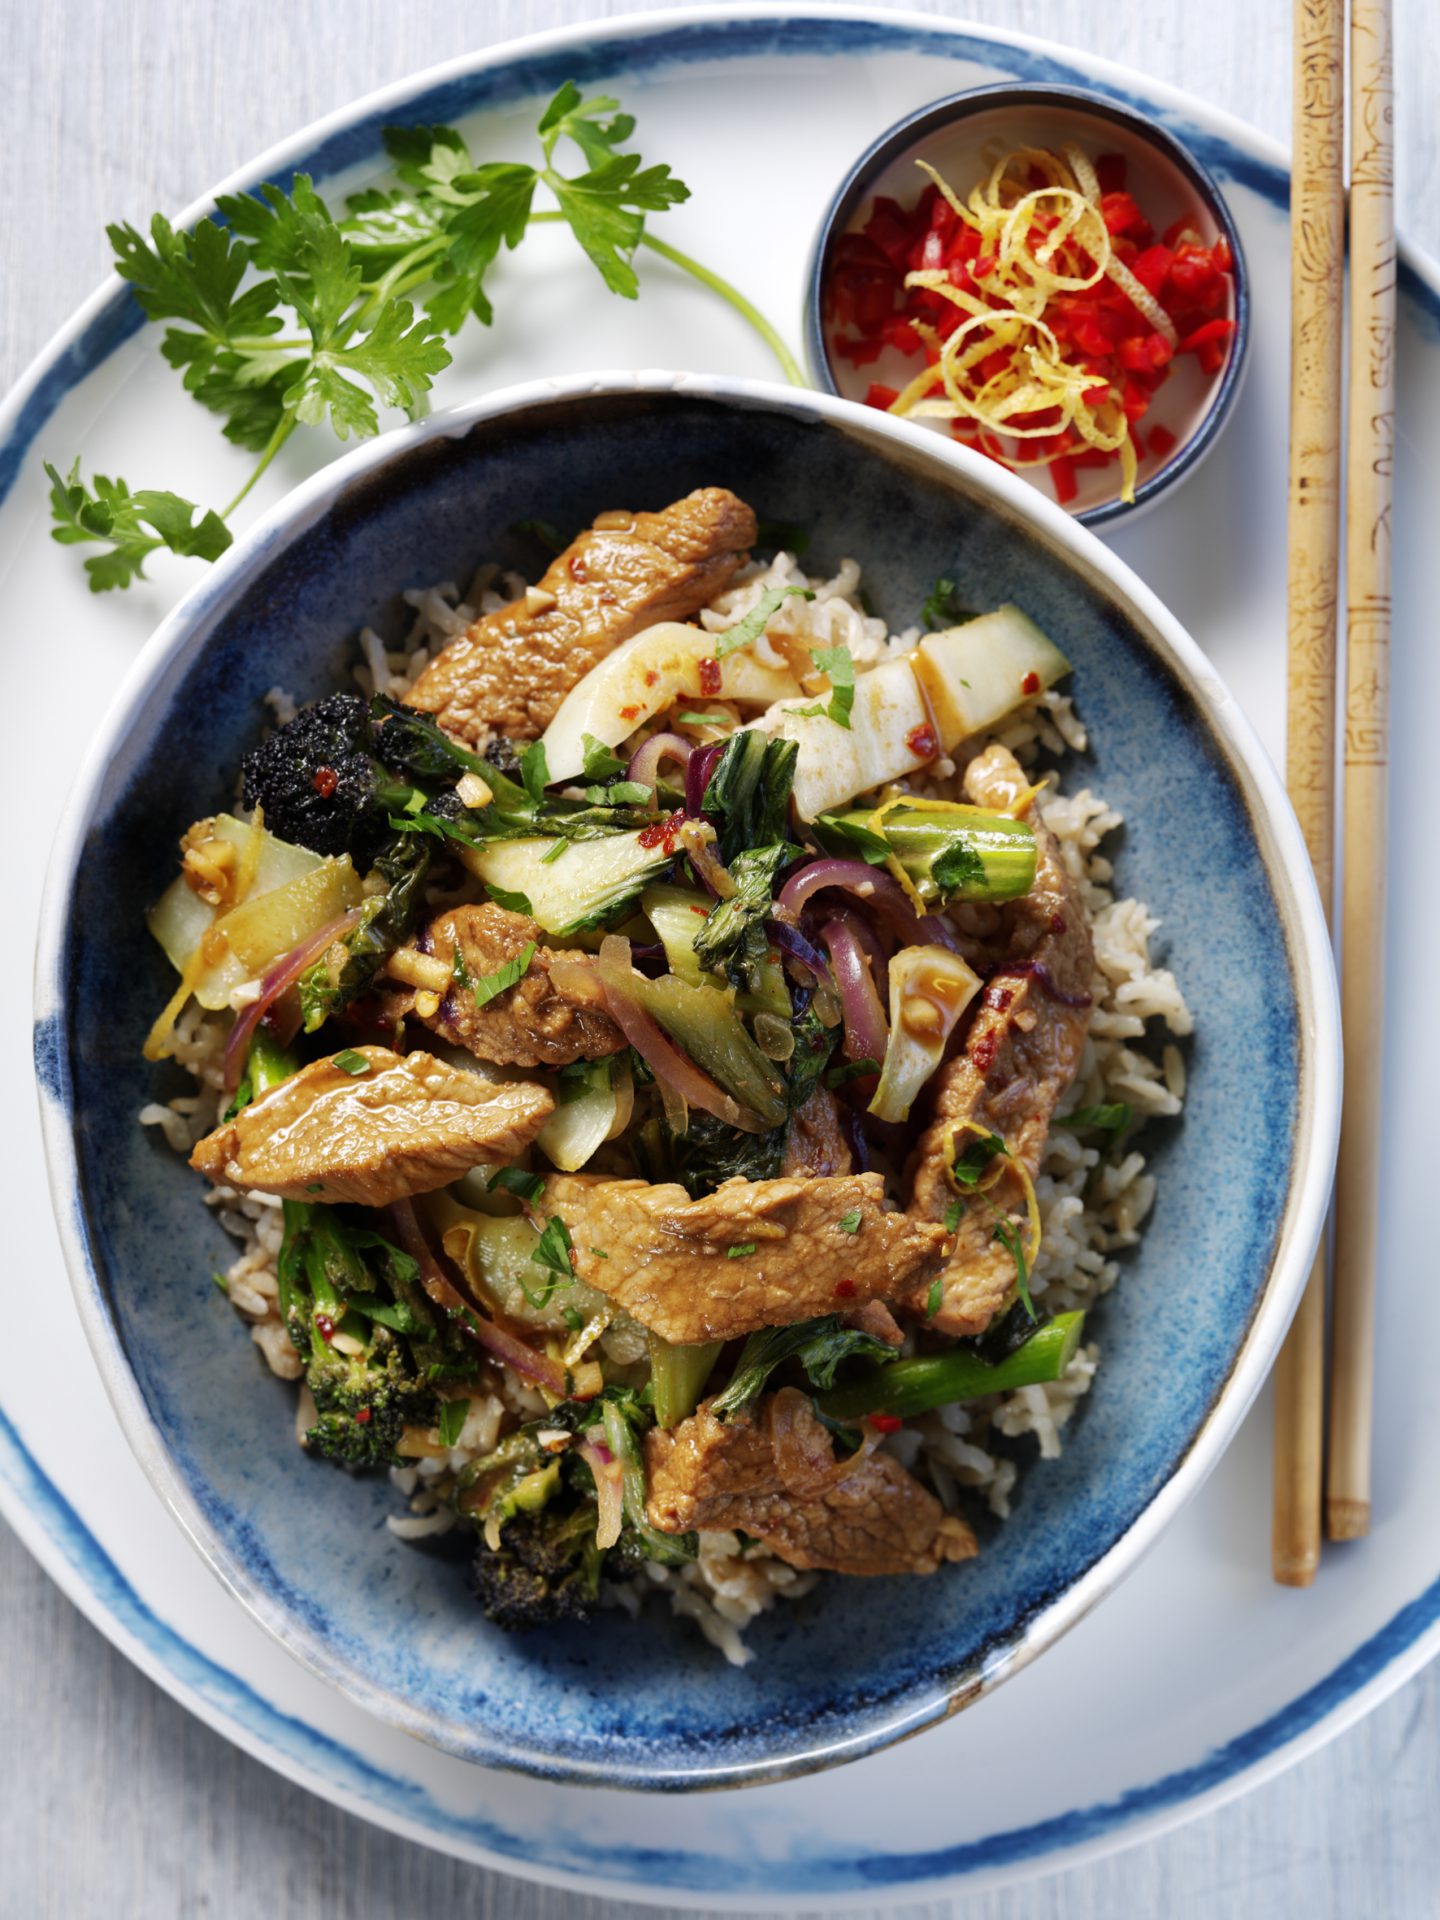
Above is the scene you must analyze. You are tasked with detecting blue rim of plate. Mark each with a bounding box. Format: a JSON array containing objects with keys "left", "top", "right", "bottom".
[
  {"left": 801, "top": 80, "right": 1251, "bottom": 527},
  {"left": 9, "top": 4, "right": 1440, "bottom": 1899}
]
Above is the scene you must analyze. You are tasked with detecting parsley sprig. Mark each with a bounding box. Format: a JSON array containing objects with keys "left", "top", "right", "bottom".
[{"left": 48, "top": 82, "right": 803, "bottom": 592}]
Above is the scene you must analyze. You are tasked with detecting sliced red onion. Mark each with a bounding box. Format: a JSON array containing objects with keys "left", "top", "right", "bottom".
[
  {"left": 776, "top": 857, "right": 958, "bottom": 951},
  {"left": 764, "top": 917, "right": 832, "bottom": 985},
  {"left": 821, "top": 919, "right": 890, "bottom": 1065},
  {"left": 685, "top": 741, "right": 725, "bottom": 817},
  {"left": 386, "top": 1199, "right": 572, "bottom": 1398},
  {"left": 222, "top": 906, "right": 365, "bottom": 1091},
  {"left": 827, "top": 903, "right": 891, "bottom": 1003},
  {"left": 579, "top": 1440, "right": 625, "bottom": 1548},
  {"left": 595, "top": 934, "right": 765, "bottom": 1133},
  {"left": 627, "top": 731, "right": 692, "bottom": 799}
]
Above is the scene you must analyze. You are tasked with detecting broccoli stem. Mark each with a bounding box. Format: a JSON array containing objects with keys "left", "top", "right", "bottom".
[
  {"left": 648, "top": 1335, "right": 724, "bottom": 1428},
  {"left": 248, "top": 1032, "right": 298, "bottom": 1096},
  {"left": 834, "top": 805, "right": 1038, "bottom": 906},
  {"left": 815, "top": 1311, "right": 1085, "bottom": 1420}
]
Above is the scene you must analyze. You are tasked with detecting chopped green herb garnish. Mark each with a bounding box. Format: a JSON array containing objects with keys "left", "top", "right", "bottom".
[
  {"left": 992, "top": 1217, "right": 1037, "bottom": 1321},
  {"left": 920, "top": 575, "right": 977, "bottom": 632},
  {"left": 589, "top": 1246, "right": 609, "bottom": 1260},
  {"left": 510, "top": 516, "right": 565, "bottom": 554},
  {"left": 581, "top": 732, "right": 627, "bottom": 780},
  {"left": 1066, "top": 1102, "right": 1134, "bottom": 1141},
  {"left": 789, "top": 644, "right": 855, "bottom": 728},
  {"left": 437, "top": 1399, "right": 470, "bottom": 1447},
  {"left": 211, "top": 1270, "right": 231, "bottom": 1295},
  {"left": 836, "top": 1208, "right": 863, "bottom": 1234},
  {"left": 726, "top": 1243, "right": 757, "bottom": 1259},
  {"left": 523, "top": 1213, "right": 575, "bottom": 1308},
  {"left": 470, "top": 939, "right": 536, "bottom": 1007},
  {"left": 519, "top": 740, "right": 551, "bottom": 805},
  {"left": 489, "top": 1166, "right": 545, "bottom": 1203},
  {"left": 950, "top": 1130, "right": 1007, "bottom": 1189},
  {"left": 540, "top": 837, "right": 569, "bottom": 864},
  {"left": 331, "top": 1048, "right": 371, "bottom": 1076},
  {"left": 825, "top": 1056, "right": 881, "bottom": 1089},
  {"left": 451, "top": 946, "right": 473, "bottom": 989},
  {"left": 925, "top": 1275, "right": 944, "bottom": 1318},
  {"left": 561, "top": 1305, "right": 584, "bottom": 1333},
  {"left": 943, "top": 1198, "right": 963, "bottom": 1234},
  {"left": 713, "top": 584, "right": 814, "bottom": 658}
]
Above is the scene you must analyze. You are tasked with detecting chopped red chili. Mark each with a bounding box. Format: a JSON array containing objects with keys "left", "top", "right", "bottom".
[
  {"left": 823, "top": 145, "right": 1236, "bottom": 508},
  {"left": 867, "top": 1413, "right": 904, "bottom": 1434},
  {"left": 314, "top": 1314, "right": 336, "bottom": 1344},
  {"left": 638, "top": 810, "right": 685, "bottom": 853},
  {"left": 697, "top": 655, "right": 722, "bottom": 696},
  {"left": 312, "top": 765, "right": 339, "bottom": 797},
  {"left": 1021, "top": 670, "right": 1041, "bottom": 696},
  {"left": 355, "top": 1407, "right": 372, "bottom": 1425},
  {"left": 833, "top": 1279, "right": 858, "bottom": 1299},
  {"left": 906, "top": 722, "right": 938, "bottom": 761}
]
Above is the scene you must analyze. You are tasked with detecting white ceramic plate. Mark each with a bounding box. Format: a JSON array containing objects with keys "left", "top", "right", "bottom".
[{"left": 10, "top": 5, "right": 1439, "bottom": 1900}]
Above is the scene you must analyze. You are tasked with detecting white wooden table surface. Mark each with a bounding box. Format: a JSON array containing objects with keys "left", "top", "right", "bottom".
[{"left": 6, "top": 1, "right": 1438, "bottom": 1913}]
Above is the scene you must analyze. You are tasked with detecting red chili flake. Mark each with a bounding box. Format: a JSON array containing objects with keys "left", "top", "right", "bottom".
[
  {"left": 643, "top": 670, "right": 659, "bottom": 687},
  {"left": 354, "top": 1407, "right": 372, "bottom": 1425},
  {"left": 971, "top": 1031, "right": 999, "bottom": 1077},
  {"left": 638, "top": 810, "right": 686, "bottom": 852},
  {"left": 867, "top": 1413, "right": 904, "bottom": 1434},
  {"left": 697, "top": 656, "right": 722, "bottom": 696},
  {"left": 833, "top": 1279, "right": 858, "bottom": 1300},
  {"left": 312, "top": 765, "right": 339, "bottom": 797},
  {"left": 569, "top": 554, "right": 588, "bottom": 582},
  {"left": 314, "top": 1314, "right": 336, "bottom": 1344},
  {"left": 906, "top": 722, "right": 938, "bottom": 761},
  {"left": 689, "top": 904, "right": 709, "bottom": 916},
  {"left": 985, "top": 984, "right": 1014, "bottom": 1013},
  {"left": 619, "top": 704, "right": 641, "bottom": 722},
  {"left": 1021, "top": 671, "right": 1041, "bottom": 696}
]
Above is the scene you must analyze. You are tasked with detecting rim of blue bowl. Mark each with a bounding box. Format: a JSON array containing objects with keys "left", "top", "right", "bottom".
[
  {"left": 802, "top": 81, "right": 1252, "bottom": 528},
  {"left": 35, "top": 371, "right": 1337, "bottom": 1789}
]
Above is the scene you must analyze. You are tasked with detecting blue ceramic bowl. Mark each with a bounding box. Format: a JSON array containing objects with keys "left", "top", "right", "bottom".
[
  {"left": 36, "top": 373, "right": 1335, "bottom": 1789},
  {"left": 804, "top": 83, "right": 1250, "bottom": 528}
]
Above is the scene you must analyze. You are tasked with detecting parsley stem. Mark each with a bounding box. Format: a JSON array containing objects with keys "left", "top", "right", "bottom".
[
  {"left": 527, "top": 213, "right": 806, "bottom": 387},
  {"left": 637, "top": 233, "right": 806, "bottom": 386},
  {"left": 355, "top": 235, "right": 450, "bottom": 322},
  {"left": 221, "top": 413, "right": 297, "bottom": 520}
]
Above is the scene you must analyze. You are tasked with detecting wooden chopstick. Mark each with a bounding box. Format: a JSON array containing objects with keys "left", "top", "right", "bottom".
[
  {"left": 1327, "top": 0, "right": 1395, "bottom": 1542},
  {"left": 1273, "top": 0, "right": 1347, "bottom": 1588}
]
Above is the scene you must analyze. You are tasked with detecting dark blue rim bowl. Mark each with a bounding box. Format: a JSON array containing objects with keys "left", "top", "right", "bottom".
[{"left": 803, "top": 82, "right": 1251, "bottom": 528}]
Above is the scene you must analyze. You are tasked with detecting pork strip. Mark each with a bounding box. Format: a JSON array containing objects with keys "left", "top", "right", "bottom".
[
  {"left": 190, "top": 1046, "right": 553, "bottom": 1205},
  {"left": 538, "top": 1172, "right": 945, "bottom": 1344},
  {"left": 404, "top": 488, "right": 758, "bottom": 743},
  {"left": 902, "top": 743, "right": 1094, "bottom": 1335},
  {"left": 782, "top": 1086, "right": 855, "bottom": 1178},
  {"left": 646, "top": 1391, "right": 977, "bottom": 1575},
  {"left": 386, "top": 904, "right": 625, "bottom": 1070}
]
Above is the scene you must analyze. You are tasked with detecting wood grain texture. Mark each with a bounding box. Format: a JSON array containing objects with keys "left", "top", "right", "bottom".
[
  {"left": 3, "top": 0, "right": 1439, "bottom": 1914},
  {"left": 1327, "top": 0, "right": 1397, "bottom": 1543},
  {"left": 1271, "top": 0, "right": 1346, "bottom": 1592}
]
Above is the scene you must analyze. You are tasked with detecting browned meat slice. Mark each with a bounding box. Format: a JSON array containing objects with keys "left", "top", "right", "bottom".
[
  {"left": 646, "top": 1390, "right": 977, "bottom": 1575},
  {"left": 537, "top": 1172, "right": 945, "bottom": 1344},
  {"left": 385, "top": 904, "right": 625, "bottom": 1069},
  {"left": 190, "top": 1046, "right": 553, "bottom": 1205},
  {"left": 404, "top": 489, "right": 758, "bottom": 743},
  {"left": 782, "top": 1086, "right": 855, "bottom": 1178},
  {"left": 902, "top": 743, "right": 1094, "bottom": 1335}
]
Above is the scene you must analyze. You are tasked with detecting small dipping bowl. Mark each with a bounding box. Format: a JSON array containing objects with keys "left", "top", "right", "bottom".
[{"left": 805, "top": 83, "right": 1250, "bottom": 527}]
